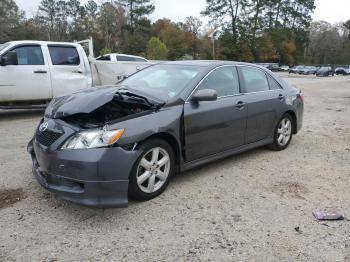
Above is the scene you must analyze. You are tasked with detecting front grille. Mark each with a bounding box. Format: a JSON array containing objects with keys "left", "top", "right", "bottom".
[{"left": 36, "top": 130, "right": 62, "bottom": 147}]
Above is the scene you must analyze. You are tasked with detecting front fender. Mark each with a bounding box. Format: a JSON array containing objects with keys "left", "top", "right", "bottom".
[{"left": 110, "top": 105, "right": 183, "bottom": 149}]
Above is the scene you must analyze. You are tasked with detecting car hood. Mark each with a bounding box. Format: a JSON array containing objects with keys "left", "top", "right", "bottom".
[{"left": 45, "top": 86, "right": 165, "bottom": 119}]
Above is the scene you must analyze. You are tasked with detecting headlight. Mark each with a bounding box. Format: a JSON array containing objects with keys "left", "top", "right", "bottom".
[{"left": 61, "top": 128, "right": 125, "bottom": 150}]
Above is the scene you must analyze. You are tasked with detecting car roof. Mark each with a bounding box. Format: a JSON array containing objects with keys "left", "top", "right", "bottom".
[
  {"left": 6, "top": 40, "right": 80, "bottom": 46},
  {"left": 161, "top": 60, "right": 267, "bottom": 69}
]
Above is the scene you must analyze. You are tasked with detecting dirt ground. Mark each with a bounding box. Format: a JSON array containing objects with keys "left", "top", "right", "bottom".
[{"left": 0, "top": 73, "right": 350, "bottom": 262}]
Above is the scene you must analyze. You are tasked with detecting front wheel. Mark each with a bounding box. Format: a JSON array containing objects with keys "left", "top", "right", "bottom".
[
  {"left": 129, "top": 139, "right": 175, "bottom": 201},
  {"left": 269, "top": 114, "right": 293, "bottom": 151}
]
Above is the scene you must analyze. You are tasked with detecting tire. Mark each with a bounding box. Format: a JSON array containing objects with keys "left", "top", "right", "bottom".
[
  {"left": 269, "top": 114, "right": 294, "bottom": 151},
  {"left": 129, "top": 139, "right": 175, "bottom": 201}
]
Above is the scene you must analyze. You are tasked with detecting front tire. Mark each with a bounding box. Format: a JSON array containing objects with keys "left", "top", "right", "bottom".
[
  {"left": 129, "top": 139, "right": 175, "bottom": 201},
  {"left": 269, "top": 114, "right": 293, "bottom": 151}
]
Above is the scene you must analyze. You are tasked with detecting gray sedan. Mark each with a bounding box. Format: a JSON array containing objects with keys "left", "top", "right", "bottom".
[{"left": 28, "top": 61, "right": 304, "bottom": 208}]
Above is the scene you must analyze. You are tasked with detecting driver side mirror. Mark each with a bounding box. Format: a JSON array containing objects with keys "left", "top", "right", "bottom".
[
  {"left": 0, "top": 51, "right": 18, "bottom": 66},
  {"left": 191, "top": 89, "right": 218, "bottom": 103}
]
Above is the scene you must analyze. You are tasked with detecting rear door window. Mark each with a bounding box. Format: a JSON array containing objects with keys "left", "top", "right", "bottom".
[
  {"left": 10, "top": 45, "right": 44, "bottom": 65},
  {"left": 240, "top": 66, "right": 270, "bottom": 93},
  {"left": 117, "top": 55, "right": 136, "bottom": 62},
  {"left": 48, "top": 46, "right": 80, "bottom": 65}
]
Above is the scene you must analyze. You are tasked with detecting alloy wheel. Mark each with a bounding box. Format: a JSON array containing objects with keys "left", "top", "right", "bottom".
[
  {"left": 136, "top": 147, "right": 171, "bottom": 194},
  {"left": 277, "top": 118, "right": 292, "bottom": 146}
]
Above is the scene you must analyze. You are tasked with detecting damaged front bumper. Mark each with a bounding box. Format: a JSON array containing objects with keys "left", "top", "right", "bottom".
[{"left": 27, "top": 138, "right": 141, "bottom": 208}]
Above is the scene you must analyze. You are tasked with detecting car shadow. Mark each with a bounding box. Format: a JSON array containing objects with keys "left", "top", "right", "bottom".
[{"left": 171, "top": 147, "right": 269, "bottom": 185}]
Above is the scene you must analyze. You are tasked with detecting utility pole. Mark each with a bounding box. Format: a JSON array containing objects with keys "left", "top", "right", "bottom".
[
  {"left": 209, "top": 29, "right": 217, "bottom": 60},
  {"left": 212, "top": 37, "right": 215, "bottom": 60}
]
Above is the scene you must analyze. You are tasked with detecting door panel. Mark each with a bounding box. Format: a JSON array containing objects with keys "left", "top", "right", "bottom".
[
  {"left": 48, "top": 45, "right": 89, "bottom": 97},
  {"left": 184, "top": 96, "right": 247, "bottom": 162},
  {"left": 244, "top": 91, "right": 279, "bottom": 143},
  {"left": 0, "top": 45, "right": 51, "bottom": 102},
  {"left": 184, "top": 66, "right": 247, "bottom": 162},
  {"left": 238, "top": 66, "right": 280, "bottom": 144}
]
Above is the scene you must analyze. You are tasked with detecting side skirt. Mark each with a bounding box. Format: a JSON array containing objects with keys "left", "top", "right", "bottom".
[{"left": 180, "top": 138, "right": 273, "bottom": 172}]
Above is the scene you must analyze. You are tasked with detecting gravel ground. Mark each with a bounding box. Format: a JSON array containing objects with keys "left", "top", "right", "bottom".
[{"left": 0, "top": 73, "right": 350, "bottom": 261}]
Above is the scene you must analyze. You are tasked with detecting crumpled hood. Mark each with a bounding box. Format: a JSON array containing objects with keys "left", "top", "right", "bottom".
[
  {"left": 45, "top": 86, "right": 119, "bottom": 119},
  {"left": 45, "top": 86, "right": 164, "bottom": 119}
]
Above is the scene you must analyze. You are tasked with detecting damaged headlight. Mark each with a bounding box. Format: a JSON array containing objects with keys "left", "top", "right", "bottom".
[{"left": 61, "top": 128, "right": 125, "bottom": 150}]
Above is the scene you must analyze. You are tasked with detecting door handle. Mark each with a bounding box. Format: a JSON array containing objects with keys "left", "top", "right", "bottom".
[
  {"left": 34, "top": 70, "right": 47, "bottom": 74},
  {"left": 72, "top": 70, "right": 83, "bottom": 74},
  {"left": 278, "top": 94, "right": 285, "bottom": 101},
  {"left": 236, "top": 101, "right": 246, "bottom": 109}
]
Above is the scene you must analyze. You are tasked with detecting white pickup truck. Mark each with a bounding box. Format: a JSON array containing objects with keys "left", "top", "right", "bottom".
[{"left": 0, "top": 40, "right": 153, "bottom": 109}]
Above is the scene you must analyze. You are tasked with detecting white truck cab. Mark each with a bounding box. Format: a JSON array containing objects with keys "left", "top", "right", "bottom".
[{"left": 0, "top": 41, "right": 92, "bottom": 108}]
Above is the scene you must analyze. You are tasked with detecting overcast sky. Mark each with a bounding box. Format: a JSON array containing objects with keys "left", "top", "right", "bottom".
[{"left": 16, "top": 0, "right": 350, "bottom": 24}]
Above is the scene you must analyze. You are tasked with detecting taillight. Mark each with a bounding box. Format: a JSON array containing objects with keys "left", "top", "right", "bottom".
[{"left": 299, "top": 90, "right": 304, "bottom": 102}]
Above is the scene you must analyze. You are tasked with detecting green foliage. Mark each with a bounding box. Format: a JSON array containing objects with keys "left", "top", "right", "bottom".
[
  {"left": 118, "top": 0, "right": 155, "bottom": 32},
  {"left": 147, "top": 37, "right": 168, "bottom": 60},
  {"left": 99, "top": 48, "right": 112, "bottom": 56},
  {"left": 159, "top": 23, "right": 186, "bottom": 60},
  {"left": 1, "top": 0, "right": 350, "bottom": 65},
  {"left": 203, "top": 0, "right": 316, "bottom": 63},
  {"left": 306, "top": 21, "right": 350, "bottom": 65},
  {"left": 0, "top": 0, "right": 24, "bottom": 42}
]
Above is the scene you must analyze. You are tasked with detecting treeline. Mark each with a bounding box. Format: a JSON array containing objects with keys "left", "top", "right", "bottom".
[
  {"left": 1, "top": 0, "right": 350, "bottom": 65},
  {"left": 307, "top": 21, "right": 350, "bottom": 65}
]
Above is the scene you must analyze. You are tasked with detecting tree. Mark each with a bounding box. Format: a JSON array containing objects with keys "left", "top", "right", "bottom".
[
  {"left": 182, "top": 17, "right": 203, "bottom": 59},
  {"left": 118, "top": 0, "right": 155, "bottom": 32},
  {"left": 147, "top": 37, "right": 168, "bottom": 60},
  {"left": 0, "top": 0, "right": 24, "bottom": 42},
  {"left": 160, "top": 23, "right": 186, "bottom": 60},
  {"left": 97, "top": 2, "right": 127, "bottom": 50},
  {"left": 202, "top": 0, "right": 246, "bottom": 41}
]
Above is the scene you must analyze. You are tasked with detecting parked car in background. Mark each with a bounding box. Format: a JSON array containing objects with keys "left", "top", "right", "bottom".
[
  {"left": 289, "top": 65, "right": 305, "bottom": 74},
  {"left": 316, "top": 66, "right": 334, "bottom": 77},
  {"left": 280, "top": 65, "right": 290, "bottom": 71},
  {"left": 299, "top": 66, "right": 317, "bottom": 75},
  {"left": 28, "top": 61, "right": 304, "bottom": 208},
  {"left": 335, "top": 66, "right": 350, "bottom": 75},
  {"left": 96, "top": 53, "right": 149, "bottom": 63},
  {"left": 267, "top": 64, "right": 280, "bottom": 72}
]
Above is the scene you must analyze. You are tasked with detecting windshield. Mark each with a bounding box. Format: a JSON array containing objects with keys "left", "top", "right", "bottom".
[
  {"left": 121, "top": 64, "right": 203, "bottom": 100},
  {"left": 0, "top": 43, "right": 10, "bottom": 53}
]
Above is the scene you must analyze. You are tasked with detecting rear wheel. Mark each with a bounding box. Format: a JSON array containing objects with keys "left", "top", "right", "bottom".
[
  {"left": 129, "top": 139, "right": 175, "bottom": 201},
  {"left": 269, "top": 114, "right": 293, "bottom": 151}
]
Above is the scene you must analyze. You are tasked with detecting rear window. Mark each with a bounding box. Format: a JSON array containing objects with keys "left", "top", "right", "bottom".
[
  {"left": 117, "top": 55, "right": 135, "bottom": 62},
  {"left": 134, "top": 57, "right": 148, "bottom": 62},
  {"left": 241, "top": 66, "right": 270, "bottom": 93},
  {"left": 48, "top": 46, "right": 80, "bottom": 65},
  {"left": 96, "top": 55, "right": 111, "bottom": 61}
]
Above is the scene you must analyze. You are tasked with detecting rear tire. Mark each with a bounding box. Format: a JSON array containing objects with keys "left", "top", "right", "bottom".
[
  {"left": 129, "top": 139, "right": 175, "bottom": 201},
  {"left": 269, "top": 114, "right": 294, "bottom": 151}
]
